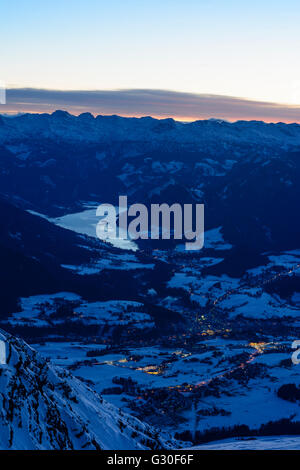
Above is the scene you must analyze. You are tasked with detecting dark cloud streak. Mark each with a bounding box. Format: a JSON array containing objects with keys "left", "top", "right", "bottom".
[{"left": 2, "top": 88, "right": 300, "bottom": 122}]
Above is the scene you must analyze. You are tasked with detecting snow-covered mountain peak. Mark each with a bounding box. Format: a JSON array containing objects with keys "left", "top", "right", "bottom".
[{"left": 0, "top": 329, "right": 177, "bottom": 450}]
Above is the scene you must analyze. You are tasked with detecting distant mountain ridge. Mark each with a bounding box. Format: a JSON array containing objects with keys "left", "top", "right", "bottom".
[{"left": 1, "top": 111, "right": 300, "bottom": 148}]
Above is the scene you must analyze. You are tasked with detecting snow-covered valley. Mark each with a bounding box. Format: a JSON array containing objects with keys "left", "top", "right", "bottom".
[{"left": 0, "top": 113, "right": 300, "bottom": 450}]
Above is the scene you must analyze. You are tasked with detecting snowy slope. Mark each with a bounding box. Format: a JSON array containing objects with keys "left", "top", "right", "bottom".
[
  {"left": 191, "top": 435, "right": 300, "bottom": 450},
  {"left": 0, "top": 329, "right": 177, "bottom": 450}
]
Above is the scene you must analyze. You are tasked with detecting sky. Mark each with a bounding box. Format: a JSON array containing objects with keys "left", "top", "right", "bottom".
[{"left": 1, "top": 0, "right": 300, "bottom": 121}]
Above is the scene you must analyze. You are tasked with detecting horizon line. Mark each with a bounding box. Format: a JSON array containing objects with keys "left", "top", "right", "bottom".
[{"left": 2, "top": 109, "right": 300, "bottom": 126}]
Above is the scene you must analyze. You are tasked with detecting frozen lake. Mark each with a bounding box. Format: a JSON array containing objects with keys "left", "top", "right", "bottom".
[{"left": 29, "top": 206, "right": 138, "bottom": 251}]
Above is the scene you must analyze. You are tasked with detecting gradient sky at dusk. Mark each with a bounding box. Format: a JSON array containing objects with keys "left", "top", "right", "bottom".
[{"left": 1, "top": 0, "right": 300, "bottom": 120}]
